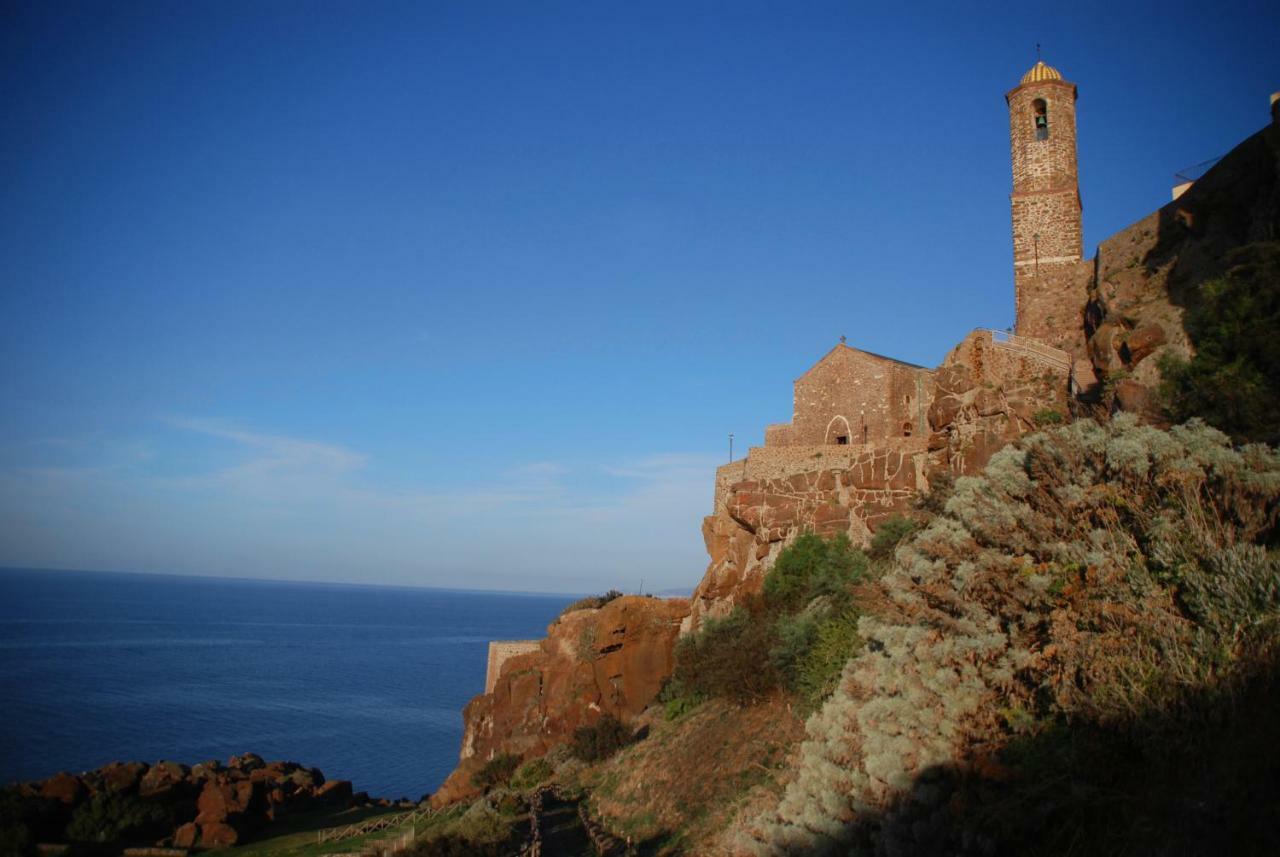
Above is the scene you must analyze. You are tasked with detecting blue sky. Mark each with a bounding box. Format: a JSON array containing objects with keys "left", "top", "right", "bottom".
[{"left": 2, "top": 1, "right": 1276, "bottom": 593}]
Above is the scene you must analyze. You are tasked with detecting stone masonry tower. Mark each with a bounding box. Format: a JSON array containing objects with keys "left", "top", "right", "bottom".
[{"left": 1007, "top": 59, "right": 1087, "bottom": 353}]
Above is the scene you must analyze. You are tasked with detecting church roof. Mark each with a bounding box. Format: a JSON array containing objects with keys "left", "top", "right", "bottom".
[
  {"left": 1020, "top": 60, "right": 1063, "bottom": 85},
  {"left": 795, "top": 343, "right": 926, "bottom": 383}
]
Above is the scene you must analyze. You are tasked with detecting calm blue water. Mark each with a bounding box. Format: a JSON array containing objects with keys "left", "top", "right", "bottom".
[{"left": 0, "top": 568, "right": 567, "bottom": 799}]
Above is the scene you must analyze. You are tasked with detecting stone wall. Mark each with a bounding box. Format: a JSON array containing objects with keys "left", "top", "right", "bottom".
[
  {"left": 714, "top": 438, "right": 928, "bottom": 510},
  {"left": 764, "top": 344, "right": 933, "bottom": 449},
  {"left": 485, "top": 640, "right": 542, "bottom": 694}
]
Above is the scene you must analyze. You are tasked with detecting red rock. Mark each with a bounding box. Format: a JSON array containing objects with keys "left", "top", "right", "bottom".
[
  {"left": 934, "top": 364, "right": 975, "bottom": 395},
  {"left": 928, "top": 395, "right": 963, "bottom": 430},
  {"left": 39, "top": 773, "right": 86, "bottom": 805},
  {"left": 433, "top": 595, "right": 688, "bottom": 807},
  {"left": 227, "top": 753, "right": 264, "bottom": 773},
  {"left": 974, "top": 388, "right": 1003, "bottom": 417},
  {"left": 1120, "top": 324, "right": 1166, "bottom": 366},
  {"left": 196, "top": 779, "right": 260, "bottom": 824},
  {"left": 199, "top": 821, "right": 240, "bottom": 848},
  {"left": 1113, "top": 379, "right": 1157, "bottom": 416},
  {"left": 99, "top": 761, "right": 148, "bottom": 795},
  {"left": 173, "top": 822, "right": 199, "bottom": 849},
  {"left": 315, "top": 780, "right": 352, "bottom": 806},
  {"left": 138, "top": 761, "right": 189, "bottom": 798}
]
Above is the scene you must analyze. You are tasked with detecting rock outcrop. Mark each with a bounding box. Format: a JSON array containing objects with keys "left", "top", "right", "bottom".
[
  {"left": 433, "top": 595, "right": 688, "bottom": 806},
  {"left": 7, "top": 754, "right": 357, "bottom": 849}
]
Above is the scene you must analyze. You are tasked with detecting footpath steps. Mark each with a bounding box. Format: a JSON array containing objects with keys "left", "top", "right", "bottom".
[{"left": 521, "top": 785, "right": 632, "bottom": 857}]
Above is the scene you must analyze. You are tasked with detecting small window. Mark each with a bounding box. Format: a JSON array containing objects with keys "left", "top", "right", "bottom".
[
  {"left": 1033, "top": 98, "right": 1049, "bottom": 140},
  {"left": 903, "top": 422, "right": 913, "bottom": 438},
  {"left": 835, "top": 435, "right": 848, "bottom": 445}
]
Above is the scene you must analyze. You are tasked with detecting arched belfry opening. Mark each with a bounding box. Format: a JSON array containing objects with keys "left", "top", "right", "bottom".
[
  {"left": 825, "top": 416, "right": 853, "bottom": 446},
  {"left": 1032, "top": 98, "right": 1049, "bottom": 139}
]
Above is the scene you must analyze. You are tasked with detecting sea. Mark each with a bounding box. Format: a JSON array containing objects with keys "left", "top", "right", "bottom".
[{"left": 0, "top": 568, "right": 569, "bottom": 799}]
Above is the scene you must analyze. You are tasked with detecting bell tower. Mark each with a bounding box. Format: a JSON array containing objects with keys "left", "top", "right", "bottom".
[{"left": 1007, "top": 59, "right": 1085, "bottom": 351}]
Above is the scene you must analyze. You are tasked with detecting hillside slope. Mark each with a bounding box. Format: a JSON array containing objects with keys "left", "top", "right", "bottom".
[{"left": 730, "top": 416, "right": 1280, "bottom": 855}]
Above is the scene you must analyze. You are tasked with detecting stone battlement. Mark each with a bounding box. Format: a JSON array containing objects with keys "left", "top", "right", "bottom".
[{"left": 485, "top": 640, "right": 541, "bottom": 693}]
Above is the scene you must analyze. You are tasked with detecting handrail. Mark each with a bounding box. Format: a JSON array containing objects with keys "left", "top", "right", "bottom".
[
  {"left": 980, "top": 329, "right": 1072, "bottom": 371},
  {"left": 315, "top": 806, "right": 437, "bottom": 845},
  {"left": 1173, "top": 155, "right": 1223, "bottom": 183}
]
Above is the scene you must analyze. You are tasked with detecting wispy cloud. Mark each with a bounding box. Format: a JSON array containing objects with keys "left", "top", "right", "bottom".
[{"left": 0, "top": 417, "right": 718, "bottom": 591}]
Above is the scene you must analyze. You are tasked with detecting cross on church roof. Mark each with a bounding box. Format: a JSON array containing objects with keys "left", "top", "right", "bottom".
[{"left": 839, "top": 334, "right": 847, "bottom": 344}]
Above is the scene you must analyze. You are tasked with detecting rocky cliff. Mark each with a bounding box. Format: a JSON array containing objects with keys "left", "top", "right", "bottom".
[
  {"left": 432, "top": 595, "right": 688, "bottom": 805},
  {"left": 1084, "top": 118, "right": 1280, "bottom": 414},
  {"left": 434, "top": 114, "right": 1280, "bottom": 839}
]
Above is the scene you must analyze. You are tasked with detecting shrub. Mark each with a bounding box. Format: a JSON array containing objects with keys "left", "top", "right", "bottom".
[
  {"left": 569, "top": 714, "right": 637, "bottom": 762},
  {"left": 669, "top": 606, "right": 779, "bottom": 704},
  {"left": 768, "top": 612, "right": 819, "bottom": 681},
  {"left": 792, "top": 608, "right": 862, "bottom": 708},
  {"left": 559, "top": 589, "right": 624, "bottom": 616},
  {"left": 735, "top": 417, "right": 1280, "bottom": 855},
  {"left": 1033, "top": 408, "right": 1065, "bottom": 426},
  {"left": 469, "top": 754, "right": 520, "bottom": 793},
  {"left": 509, "top": 757, "right": 552, "bottom": 791},
  {"left": 65, "top": 794, "right": 170, "bottom": 844},
  {"left": 763, "top": 533, "right": 867, "bottom": 611},
  {"left": 1159, "top": 242, "right": 1280, "bottom": 445},
  {"left": 868, "top": 515, "right": 918, "bottom": 561}
]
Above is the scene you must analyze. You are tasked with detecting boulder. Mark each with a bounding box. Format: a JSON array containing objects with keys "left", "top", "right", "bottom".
[
  {"left": 198, "top": 821, "right": 241, "bottom": 848},
  {"left": 39, "top": 773, "right": 85, "bottom": 805},
  {"left": 1120, "top": 324, "right": 1167, "bottom": 366},
  {"left": 315, "top": 780, "right": 353, "bottom": 806},
  {"left": 138, "top": 761, "right": 190, "bottom": 798},
  {"left": 173, "top": 822, "right": 200, "bottom": 849},
  {"left": 99, "top": 761, "right": 148, "bottom": 795},
  {"left": 973, "top": 387, "right": 1004, "bottom": 417},
  {"left": 195, "top": 779, "right": 261, "bottom": 825},
  {"left": 934, "top": 364, "right": 975, "bottom": 395},
  {"left": 227, "top": 753, "right": 264, "bottom": 773},
  {"left": 928, "top": 395, "right": 963, "bottom": 430},
  {"left": 1113, "top": 379, "right": 1158, "bottom": 416}
]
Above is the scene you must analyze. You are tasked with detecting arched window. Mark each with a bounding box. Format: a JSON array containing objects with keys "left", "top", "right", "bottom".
[
  {"left": 903, "top": 421, "right": 913, "bottom": 438},
  {"left": 1033, "top": 98, "right": 1049, "bottom": 140}
]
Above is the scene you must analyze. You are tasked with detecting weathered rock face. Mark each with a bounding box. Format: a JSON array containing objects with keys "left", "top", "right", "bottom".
[
  {"left": 686, "top": 328, "right": 1070, "bottom": 633},
  {"left": 433, "top": 595, "right": 689, "bottom": 806},
  {"left": 1085, "top": 119, "right": 1280, "bottom": 410},
  {"left": 7, "top": 754, "right": 359, "bottom": 849}
]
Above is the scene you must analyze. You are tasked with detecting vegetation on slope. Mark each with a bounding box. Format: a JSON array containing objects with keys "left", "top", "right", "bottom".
[
  {"left": 734, "top": 416, "right": 1280, "bottom": 855},
  {"left": 663, "top": 530, "right": 904, "bottom": 715},
  {"left": 1160, "top": 241, "right": 1280, "bottom": 445}
]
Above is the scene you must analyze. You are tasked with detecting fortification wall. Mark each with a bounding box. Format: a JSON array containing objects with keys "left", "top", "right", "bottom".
[
  {"left": 714, "top": 438, "right": 929, "bottom": 511},
  {"left": 485, "top": 640, "right": 542, "bottom": 693}
]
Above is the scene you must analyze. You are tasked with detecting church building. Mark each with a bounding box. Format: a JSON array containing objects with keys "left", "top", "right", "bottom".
[{"left": 762, "top": 58, "right": 1088, "bottom": 453}]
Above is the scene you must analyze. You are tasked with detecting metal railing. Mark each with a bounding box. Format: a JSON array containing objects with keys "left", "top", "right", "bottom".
[
  {"left": 982, "top": 329, "right": 1073, "bottom": 373},
  {"left": 1173, "top": 155, "right": 1223, "bottom": 184}
]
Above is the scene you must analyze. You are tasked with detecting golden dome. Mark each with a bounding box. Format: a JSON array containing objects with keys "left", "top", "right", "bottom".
[{"left": 1020, "top": 60, "right": 1063, "bottom": 85}]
